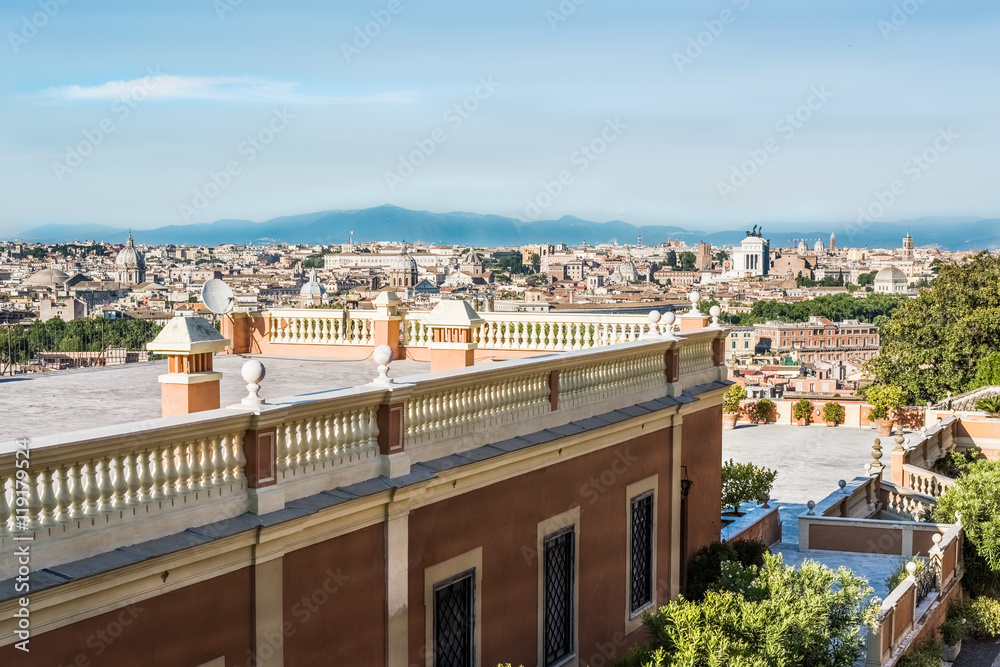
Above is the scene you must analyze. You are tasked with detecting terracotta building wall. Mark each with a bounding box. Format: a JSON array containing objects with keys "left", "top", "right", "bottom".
[
  {"left": 0, "top": 568, "right": 254, "bottom": 667},
  {"left": 680, "top": 403, "right": 724, "bottom": 563},
  {"left": 405, "top": 423, "right": 683, "bottom": 667},
  {"left": 282, "top": 523, "right": 387, "bottom": 666}
]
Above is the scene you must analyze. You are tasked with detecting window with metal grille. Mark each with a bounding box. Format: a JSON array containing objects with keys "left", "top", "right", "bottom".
[
  {"left": 543, "top": 527, "right": 575, "bottom": 667},
  {"left": 433, "top": 569, "right": 475, "bottom": 667},
  {"left": 630, "top": 491, "right": 654, "bottom": 615}
]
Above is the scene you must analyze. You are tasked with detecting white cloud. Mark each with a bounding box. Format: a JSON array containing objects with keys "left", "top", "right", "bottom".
[{"left": 25, "top": 72, "right": 416, "bottom": 105}]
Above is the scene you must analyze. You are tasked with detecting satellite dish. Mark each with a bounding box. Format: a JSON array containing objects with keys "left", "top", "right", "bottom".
[{"left": 201, "top": 279, "right": 234, "bottom": 315}]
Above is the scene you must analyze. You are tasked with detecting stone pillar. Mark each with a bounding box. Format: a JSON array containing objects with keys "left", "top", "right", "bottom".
[
  {"left": 221, "top": 312, "right": 252, "bottom": 354},
  {"left": 147, "top": 316, "right": 230, "bottom": 417},
  {"left": 372, "top": 291, "right": 403, "bottom": 361},
  {"left": 677, "top": 292, "right": 710, "bottom": 331},
  {"left": 377, "top": 384, "right": 412, "bottom": 478},
  {"left": 424, "top": 301, "right": 484, "bottom": 372}
]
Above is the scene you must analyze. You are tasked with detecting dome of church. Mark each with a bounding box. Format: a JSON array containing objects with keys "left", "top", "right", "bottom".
[
  {"left": 814, "top": 239, "right": 825, "bottom": 252},
  {"left": 23, "top": 268, "right": 70, "bottom": 287},
  {"left": 115, "top": 234, "right": 146, "bottom": 270},
  {"left": 875, "top": 266, "right": 906, "bottom": 283},
  {"left": 389, "top": 248, "right": 418, "bottom": 271},
  {"left": 797, "top": 240, "right": 809, "bottom": 253},
  {"left": 299, "top": 269, "right": 327, "bottom": 297}
]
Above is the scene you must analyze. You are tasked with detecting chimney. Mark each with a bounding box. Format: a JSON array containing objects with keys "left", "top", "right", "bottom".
[
  {"left": 147, "top": 316, "right": 230, "bottom": 417},
  {"left": 425, "top": 300, "right": 484, "bottom": 372}
]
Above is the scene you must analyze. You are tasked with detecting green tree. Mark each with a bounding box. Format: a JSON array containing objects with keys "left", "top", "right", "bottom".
[
  {"left": 679, "top": 251, "right": 697, "bottom": 271},
  {"left": 665, "top": 250, "right": 677, "bottom": 268},
  {"left": 722, "top": 459, "right": 777, "bottom": 513},
  {"left": 864, "top": 251, "right": 1000, "bottom": 404},
  {"left": 627, "top": 554, "right": 877, "bottom": 667},
  {"left": 713, "top": 250, "right": 729, "bottom": 264},
  {"left": 970, "top": 352, "right": 1000, "bottom": 390},
  {"left": 934, "top": 459, "right": 1000, "bottom": 595},
  {"left": 857, "top": 271, "right": 877, "bottom": 286}
]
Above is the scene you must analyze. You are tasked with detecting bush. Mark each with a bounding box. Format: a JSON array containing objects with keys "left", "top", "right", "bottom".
[
  {"left": 822, "top": 401, "right": 845, "bottom": 424},
  {"left": 723, "top": 383, "right": 747, "bottom": 414},
  {"left": 730, "top": 539, "right": 769, "bottom": 569},
  {"left": 755, "top": 398, "right": 775, "bottom": 422},
  {"left": 931, "top": 447, "right": 981, "bottom": 478},
  {"left": 685, "top": 539, "right": 770, "bottom": 602},
  {"left": 686, "top": 541, "right": 738, "bottom": 602},
  {"left": 792, "top": 398, "right": 814, "bottom": 421},
  {"left": 896, "top": 640, "right": 944, "bottom": 667},
  {"left": 885, "top": 558, "right": 927, "bottom": 593},
  {"left": 940, "top": 617, "right": 968, "bottom": 645},
  {"left": 722, "top": 459, "right": 778, "bottom": 514},
  {"left": 643, "top": 554, "right": 878, "bottom": 667},
  {"left": 934, "top": 460, "right": 1000, "bottom": 571},
  {"left": 949, "top": 597, "right": 1000, "bottom": 638}
]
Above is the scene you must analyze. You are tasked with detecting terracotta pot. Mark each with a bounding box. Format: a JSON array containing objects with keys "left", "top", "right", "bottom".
[
  {"left": 796, "top": 417, "right": 808, "bottom": 426},
  {"left": 875, "top": 418, "right": 895, "bottom": 437},
  {"left": 825, "top": 421, "right": 836, "bottom": 427},
  {"left": 723, "top": 413, "right": 738, "bottom": 430},
  {"left": 943, "top": 640, "right": 961, "bottom": 662}
]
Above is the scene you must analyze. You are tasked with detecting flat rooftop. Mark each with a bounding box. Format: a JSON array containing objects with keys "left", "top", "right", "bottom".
[{"left": 0, "top": 354, "right": 430, "bottom": 443}]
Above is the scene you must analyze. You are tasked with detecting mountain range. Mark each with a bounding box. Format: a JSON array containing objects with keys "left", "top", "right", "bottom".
[{"left": 9, "top": 206, "right": 1000, "bottom": 251}]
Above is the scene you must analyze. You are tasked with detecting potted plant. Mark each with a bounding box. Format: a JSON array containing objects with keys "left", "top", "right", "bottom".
[
  {"left": 941, "top": 618, "right": 966, "bottom": 661},
  {"left": 975, "top": 395, "right": 1000, "bottom": 418},
  {"left": 755, "top": 398, "right": 775, "bottom": 424},
  {"left": 792, "top": 398, "right": 813, "bottom": 426},
  {"left": 722, "top": 384, "right": 746, "bottom": 430},
  {"left": 867, "top": 385, "right": 906, "bottom": 436},
  {"left": 822, "top": 401, "right": 845, "bottom": 427},
  {"left": 721, "top": 458, "right": 777, "bottom": 515}
]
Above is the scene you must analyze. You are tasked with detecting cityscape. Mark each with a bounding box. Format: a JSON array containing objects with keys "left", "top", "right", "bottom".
[{"left": 2, "top": 2, "right": 1000, "bottom": 667}]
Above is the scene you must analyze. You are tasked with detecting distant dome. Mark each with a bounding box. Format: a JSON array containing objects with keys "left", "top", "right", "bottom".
[
  {"left": 389, "top": 248, "right": 418, "bottom": 271},
  {"left": 299, "top": 268, "right": 327, "bottom": 297},
  {"left": 814, "top": 239, "right": 825, "bottom": 252},
  {"left": 874, "top": 266, "right": 908, "bottom": 294},
  {"left": 23, "top": 268, "right": 70, "bottom": 287},
  {"left": 797, "top": 240, "right": 809, "bottom": 253},
  {"left": 115, "top": 234, "right": 146, "bottom": 270}
]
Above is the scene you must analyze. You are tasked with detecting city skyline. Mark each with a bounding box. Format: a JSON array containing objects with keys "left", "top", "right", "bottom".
[{"left": 3, "top": 0, "right": 998, "bottom": 237}]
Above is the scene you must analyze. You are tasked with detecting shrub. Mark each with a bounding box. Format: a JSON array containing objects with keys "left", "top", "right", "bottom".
[
  {"left": 934, "top": 460, "right": 1000, "bottom": 572},
  {"left": 949, "top": 597, "right": 1000, "bottom": 638},
  {"left": 730, "top": 538, "right": 769, "bottom": 569},
  {"left": 940, "top": 617, "right": 968, "bottom": 645},
  {"left": 896, "top": 640, "right": 944, "bottom": 667},
  {"left": 686, "top": 541, "right": 738, "bottom": 602},
  {"left": 885, "top": 558, "right": 927, "bottom": 593},
  {"left": 755, "top": 398, "right": 775, "bottom": 422},
  {"left": 722, "top": 383, "right": 747, "bottom": 414},
  {"left": 866, "top": 384, "right": 906, "bottom": 420},
  {"left": 822, "top": 401, "right": 845, "bottom": 424},
  {"left": 932, "top": 447, "right": 981, "bottom": 478},
  {"left": 722, "top": 459, "right": 778, "bottom": 514},
  {"left": 976, "top": 395, "right": 1000, "bottom": 417},
  {"left": 792, "top": 398, "right": 814, "bottom": 421},
  {"left": 643, "top": 554, "right": 878, "bottom": 667}
]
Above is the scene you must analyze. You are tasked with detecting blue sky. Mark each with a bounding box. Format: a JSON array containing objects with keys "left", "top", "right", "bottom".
[{"left": 2, "top": 0, "right": 998, "bottom": 236}]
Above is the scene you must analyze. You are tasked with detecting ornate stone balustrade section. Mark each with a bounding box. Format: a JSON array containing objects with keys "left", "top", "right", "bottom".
[
  {"left": 266, "top": 309, "right": 376, "bottom": 346},
  {"left": 472, "top": 313, "right": 670, "bottom": 352},
  {"left": 881, "top": 482, "right": 935, "bottom": 522},
  {"left": 901, "top": 464, "right": 954, "bottom": 499}
]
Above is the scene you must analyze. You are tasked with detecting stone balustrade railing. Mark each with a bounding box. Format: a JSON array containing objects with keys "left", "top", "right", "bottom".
[
  {"left": 901, "top": 464, "right": 954, "bottom": 499},
  {"left": 0, "top": 327, "right": 728, "bottom": 578},
  {"left": 880, "top": 482, "right": 935, "bottom": 522},
  {"left": 266, "top": 309, "right": 376, "bottom": 346},
  {"left": 267, "top": 308, "right": 675, "bottom": 352},
  {"left": 865, "top": 521, "right": 963, "bottom": 666}
]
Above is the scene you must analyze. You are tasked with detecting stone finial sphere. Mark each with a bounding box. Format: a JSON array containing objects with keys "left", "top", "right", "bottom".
[
  {"left": 373, "top": 344, "right": 394, "bottom": 366},
  {"left": 241, "top": 359, "right": 265, "bottom": 385}
]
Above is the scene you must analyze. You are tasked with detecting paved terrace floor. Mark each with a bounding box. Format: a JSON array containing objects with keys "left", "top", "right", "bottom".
[
  {"left": 723, "top": 423, "right": 906, "bottom": 600},
  {"left": 0, "top": 354, "right": 430, "bottom": 443}
]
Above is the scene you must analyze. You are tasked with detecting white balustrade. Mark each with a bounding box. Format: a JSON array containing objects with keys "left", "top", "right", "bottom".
[
  {"left": 267, "top": 309, "right": 375, "bottom": 346},
  {"left": 275, "top": 404, "right": 380, "bottom": 474},
  {"left": 903, "top": 464, "right": 954, "bottom": 498},
  {"left": 679, "top": 339, "right": 714, "bottom": 375},
  {"left": 471, "top": 313, "right": 672, "bottom": 352},
  {"left": 560, "top": 350, "right": 664, "bottom": 411}
]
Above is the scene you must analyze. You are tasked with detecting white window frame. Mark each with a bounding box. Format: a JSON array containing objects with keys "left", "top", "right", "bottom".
[
  {"left": 424, "top": 547, "right": 483, "bottom": 667},
  {"left": 537, "top": 507, "right": 580, "bottom": 667}
]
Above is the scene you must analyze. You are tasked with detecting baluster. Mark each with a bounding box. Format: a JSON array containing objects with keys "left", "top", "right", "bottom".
[
  {"left": 276, "top": 425, "right": 289, "bottom": 471},
  {"left": 26, "top": 469, "right": 43, "bottom": 530},
  {"left": 164, "top": 442, "right": 180, "bottom": 496},
  {"left": 322, "top": 415, "right": 335, "bottom": 460},
  {"left": 368, "top": 406, "right": 379, "bottom": 450},
  {"left": 176, "top": 441, "right": 193, "bottom": 494},
  {"left": 99, "top": 456, "right": 115, "bottom": 512},
  {"left": 0, "top": 478, "right": 10, "bottom": 537},
  {"left": 222, "top": 434, "right": 237, "bottom": 482},
  {"left": 356, "top": 409, "right": 371, "bottom": 454},
  {"left": 211, "top": 437, "right": 225, "bottom": 487},
  {"left": 53, "top": 466, "right": 70, "bottom": 524},
  {"left": 152, "top": 444, "right": 168, "bottom": 500},
  {"left": 197, "top": 438, "right": 214, "bottom": 489},
  {"left": 233, "top": 432, "right": 246, "bottom": 481},
  {"left": 112, "top": 455, "right": 129, "bottom": 508},
  {"left": 296, "top": 421, "right": 308, "bottom": 467},
  {"left": 304, "top": 418, "right": 318, "bottom": 465},
  {"left": 85, "top": 460, "right": 101, "bottom": 517},
  {"left": 69, "top": 463, "right": 86, "bottom": 519},
  {"left": 138, "top": 449, "right": 154, "bottom": 503}
]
